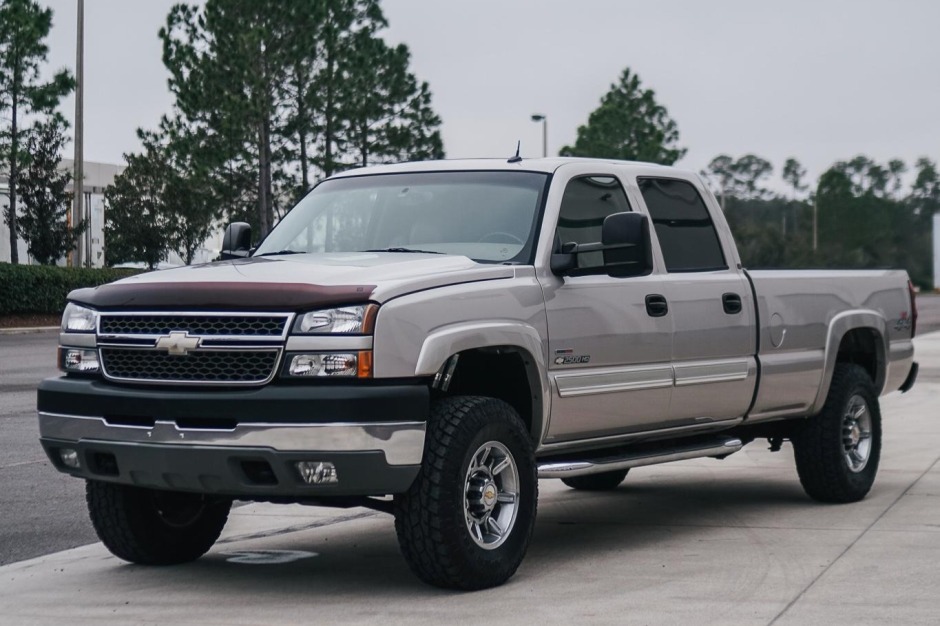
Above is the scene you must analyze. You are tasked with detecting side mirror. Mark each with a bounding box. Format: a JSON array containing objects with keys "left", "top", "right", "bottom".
[
  {"left": 601, "top": 212, "right": 652, "bottom": 278},
  {"left": 221, "top": 222, "right": 252, "bottom": 260},
  {"left": 550, "top": 241, "right": 578, "bottom": 274},
  {"left": 550, "top": 212, "right": 652, "bottom": 278}
]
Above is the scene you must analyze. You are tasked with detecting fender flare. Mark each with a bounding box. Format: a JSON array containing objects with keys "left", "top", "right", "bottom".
[
  {"left": 414, "top": 321, "right": 550, "bottom": 444},
  {"left": 810, "top": 309, "right": 888, "bottom": 414}
]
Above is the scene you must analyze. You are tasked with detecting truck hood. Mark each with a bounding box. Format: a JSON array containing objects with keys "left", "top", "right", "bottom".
[{"left": 68, "top": 253, "right": 516, "bottom": 311}]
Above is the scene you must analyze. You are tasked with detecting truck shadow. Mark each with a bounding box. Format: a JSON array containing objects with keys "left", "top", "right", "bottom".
[{"left": 105, "top": 470, "right": 853, "bottom": 601}]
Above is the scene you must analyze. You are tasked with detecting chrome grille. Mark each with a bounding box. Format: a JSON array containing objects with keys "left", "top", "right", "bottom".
[
  {"left": 100, "top": 348, "right": 280, "bottom": 384},
  {"left": 99, "top": 314, "right": 289, "bottom": 337}
]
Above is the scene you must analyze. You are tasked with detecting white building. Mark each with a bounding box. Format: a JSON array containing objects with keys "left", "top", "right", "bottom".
[
  {"left": 1, "top": 159, "right": 220, "bottom": 267},
  {"left": 935, "top": 214, "right": 940, "bottom": 290},
  {"left": 0, "top": 160, "right": 122, "bottom": 267}
]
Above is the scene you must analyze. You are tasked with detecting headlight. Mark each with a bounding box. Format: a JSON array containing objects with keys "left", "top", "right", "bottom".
[
  {"left": 294, "top": 304, "right": 377, "bottom": 335},
  {"left": 61, "top": 303, "right": 97, "bottom": 333}
]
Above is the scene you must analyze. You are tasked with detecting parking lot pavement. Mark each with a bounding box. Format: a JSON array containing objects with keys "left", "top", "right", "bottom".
[{"left": 1, "top": 336, "right": 937, "bottom": 625}]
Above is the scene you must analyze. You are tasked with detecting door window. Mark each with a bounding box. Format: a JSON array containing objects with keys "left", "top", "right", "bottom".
[
  {"left": 638, "top": 177, "right": 726, "bottom": 272},
  {"left": 556, "top": 176, "right": 632, "bottom": 268}
]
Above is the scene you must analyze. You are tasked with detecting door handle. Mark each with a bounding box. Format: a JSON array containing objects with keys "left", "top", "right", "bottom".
[
  {"left": 646, "top": 294, "right": 668, "bottom": 317},
  {"left": 722, "top": 293, "right": 742, "bottom": 315}
]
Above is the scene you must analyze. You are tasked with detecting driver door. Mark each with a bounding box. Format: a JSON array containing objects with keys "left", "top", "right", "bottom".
[{"left": 539, "top": 172, "right": 673, "bottom": 444}]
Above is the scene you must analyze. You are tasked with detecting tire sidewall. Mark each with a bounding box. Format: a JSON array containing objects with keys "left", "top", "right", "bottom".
[
  {"left": 448, "top": 414, "right": 537, "bottom": 571},
  {"left": 793, "top": 363, "right": 883, "bottom": 503},
  {"left": 832, "top": 370, "right": 882, "bottom": 491}
]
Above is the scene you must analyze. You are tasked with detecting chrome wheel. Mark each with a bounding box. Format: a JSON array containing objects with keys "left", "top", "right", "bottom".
[
  {"left": 842, "top": 394, "right": 873, "bottom": 473},
  {"left": 464, "top": 441, "right": 519, "bottom": 550}
]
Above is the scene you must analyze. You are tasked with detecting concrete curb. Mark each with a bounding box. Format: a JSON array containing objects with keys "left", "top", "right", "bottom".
[{"left": 0, "top": 326, "right": 58, "bottom": 336}]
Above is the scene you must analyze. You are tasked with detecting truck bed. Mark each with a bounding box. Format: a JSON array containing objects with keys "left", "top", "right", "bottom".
[{"left": 746, "top": 269, "right": 915, "bottom": 422}]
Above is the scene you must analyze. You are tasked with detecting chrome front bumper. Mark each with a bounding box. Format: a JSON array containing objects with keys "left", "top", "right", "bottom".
[
  {"left": 38, "top": 411, "right": 425, "bottom": 466},
  {"left": 38, "top": 411, "right": 425, "bottom": 497}
]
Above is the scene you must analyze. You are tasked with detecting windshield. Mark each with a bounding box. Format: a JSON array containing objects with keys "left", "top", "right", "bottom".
[{"left": 254, "top": 171, "right": 549, "bottom": 263}]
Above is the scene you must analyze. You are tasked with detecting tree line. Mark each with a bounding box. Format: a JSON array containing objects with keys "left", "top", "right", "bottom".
[{"left": 698, "top": 153, "right": 938, "bottom": 288}]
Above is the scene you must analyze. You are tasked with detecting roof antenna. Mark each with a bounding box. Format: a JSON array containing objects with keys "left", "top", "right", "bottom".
[{"left": 507, "top": 141, "right": 522, "bottom": 163}]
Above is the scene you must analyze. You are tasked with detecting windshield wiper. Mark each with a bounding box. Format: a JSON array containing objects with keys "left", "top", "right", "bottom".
[
  {"left": 254, "top": 249, "right": 305, "bottom": 257},
  {"left": 362, "top": 247, "right": 446, "bottom": 254}
]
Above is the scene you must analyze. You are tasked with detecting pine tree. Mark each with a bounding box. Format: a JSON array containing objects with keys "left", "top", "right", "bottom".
[
  {"left": 104, "top": 142, "right": 174, "bottom": 269},
  {"left": 561, "top": 68, "right": 685, "bottom": 165},
  {"left": 15, "top": 116, "right": 85, "bottom": 264},
  {"left": 338, "top": 33, "right": 443, "bottom": 168},
  {"left": 159, "top": 0, "right": 444, "bottom": 224},
  {"left": 0, "top": 0, "right": 74, "bottom": 263}
]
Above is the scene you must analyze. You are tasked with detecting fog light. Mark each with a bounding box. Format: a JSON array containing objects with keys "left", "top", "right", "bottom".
[
  {"left": 295, "top": 461, "right": 338, "bottom": 485},
  {"left": 63, "top": 349, "right": 99, "bottom": 373},
  {"left": 288, "top": 353, "right": 358, "bottom": 377},
  {"left": 59, "top": 448, "right": 80, "bottom": 469}
]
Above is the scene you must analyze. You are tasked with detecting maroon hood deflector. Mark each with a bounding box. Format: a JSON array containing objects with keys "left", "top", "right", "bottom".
[{"left": 67, "top": 282, "right": 376, "bottom": 311}]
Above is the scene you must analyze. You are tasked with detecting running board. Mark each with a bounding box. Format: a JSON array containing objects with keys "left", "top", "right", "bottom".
[{"left": 537, "top": 437, "right": 744, "bottom": 479}]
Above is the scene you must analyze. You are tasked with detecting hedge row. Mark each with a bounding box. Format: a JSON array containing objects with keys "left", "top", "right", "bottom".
[{"left": 0, "top": 263, "right": 140, "bottom": 316}]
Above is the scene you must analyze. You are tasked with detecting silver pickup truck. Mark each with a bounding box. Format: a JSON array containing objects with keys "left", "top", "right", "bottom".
[{"left": 39, "top": 158, "right": 918, "bottom": 590}]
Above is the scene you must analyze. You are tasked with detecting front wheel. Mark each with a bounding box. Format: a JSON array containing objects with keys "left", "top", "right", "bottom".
[
  {"left": 791, "top": 364, "right": 882, "bottom": 503},
  {"left": 86, "top": 480, "right": 232, "bottom": 565},
  {"left": 394, "top": 396, "right": 537, "bottom": 590}
]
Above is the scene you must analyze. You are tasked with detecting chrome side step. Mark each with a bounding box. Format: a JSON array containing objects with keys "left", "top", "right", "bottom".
[{"left": 537, "top": 438, "right": 744, "bottom": 479}]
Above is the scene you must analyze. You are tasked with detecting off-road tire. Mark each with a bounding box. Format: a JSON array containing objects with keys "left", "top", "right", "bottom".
[
  {"left": 86, "top": 480, "right": 232, "bottom": 565},
  {"left": 394, "top": 396, "right": 537, "bottom": 590},
  {"left": 561, "top": 469, "right": 629, "bottom": 491},
  {"left": 792, "top": 364, "right": 882, "bottom": 503}
]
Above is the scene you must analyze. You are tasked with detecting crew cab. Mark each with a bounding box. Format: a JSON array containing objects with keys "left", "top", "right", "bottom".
[{"left": 38, "top": 158, "right": 918, "bottom": 590}]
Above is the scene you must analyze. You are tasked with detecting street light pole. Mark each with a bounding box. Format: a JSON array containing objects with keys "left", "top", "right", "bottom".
[
  {"left": 73, "top": 0, "right": 85, "bottom": 266},
  {"left": 530, "top": 114, "right": 547, "bottom": 158}
]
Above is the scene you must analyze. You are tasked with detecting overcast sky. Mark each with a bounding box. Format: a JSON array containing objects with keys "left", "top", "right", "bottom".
[{"left": 41, "top": 0, "right": 940, "bottom": 190}]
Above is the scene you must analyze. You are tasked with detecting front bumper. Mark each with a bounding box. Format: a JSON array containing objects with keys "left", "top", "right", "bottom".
[{"left": 38, "top": 377, "right": 428, "bottom": 497}]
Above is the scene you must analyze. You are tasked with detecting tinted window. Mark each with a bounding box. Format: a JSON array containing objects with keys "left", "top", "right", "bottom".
[
  {"left": 555, "top": 176, "right": 631, "bottom": 268},
  {"left": 638, "top": 177, "right": 726, "bottom": 272}
]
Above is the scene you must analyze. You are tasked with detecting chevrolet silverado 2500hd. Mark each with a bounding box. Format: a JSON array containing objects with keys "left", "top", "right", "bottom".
[{"left": 38, "top": 158, "right": 918, "bottom": 590}]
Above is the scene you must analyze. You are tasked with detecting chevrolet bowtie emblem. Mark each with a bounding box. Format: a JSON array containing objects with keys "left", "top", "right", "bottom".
[{"left": 155, "top": 331, "right": 201, "bottom": 356}]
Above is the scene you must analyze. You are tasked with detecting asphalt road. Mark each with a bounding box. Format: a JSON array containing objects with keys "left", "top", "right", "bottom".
[
  {"left": 1, "top": 294, "right": 938, "bottom": 568},
  {"left": 0, "top": 332, "right": 98, "bottom": 565}
]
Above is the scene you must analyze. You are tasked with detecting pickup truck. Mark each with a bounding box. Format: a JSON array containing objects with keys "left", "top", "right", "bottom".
[{"left": 38, "top": 158, "right": 918, "bottom": 590}]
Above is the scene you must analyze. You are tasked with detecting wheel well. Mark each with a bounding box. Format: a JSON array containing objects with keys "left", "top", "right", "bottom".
[
  {"left": 437, "top": 347, "right": 542, "bottom": 442},
  {"left": 836, "top": 328, "right": 880, "bottom": 384}
]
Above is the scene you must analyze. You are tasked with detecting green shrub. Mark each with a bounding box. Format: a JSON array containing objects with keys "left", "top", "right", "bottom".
[{"left": 0, "top": 263, "right": 140, "bottom": 315}]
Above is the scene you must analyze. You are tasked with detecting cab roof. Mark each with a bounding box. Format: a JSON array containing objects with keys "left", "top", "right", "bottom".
[{"left": 327, "top": 157, "right": 676, "bottom": 179}]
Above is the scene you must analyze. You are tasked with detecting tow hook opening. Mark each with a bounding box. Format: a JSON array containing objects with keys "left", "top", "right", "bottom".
[
  {"left": 89, "top": 452, "right": 120, "bottom": 476},
  {"left": 240, "top": 460, "right": 279, "bottom": 485}
]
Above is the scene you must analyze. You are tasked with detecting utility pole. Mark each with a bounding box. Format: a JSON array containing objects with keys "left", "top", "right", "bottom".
[
  {"left": 812, "top": 195, "right": 818, "bottom": 252},
  {"left": 73, "top": 0, "right": 85, "bottom": 266}
]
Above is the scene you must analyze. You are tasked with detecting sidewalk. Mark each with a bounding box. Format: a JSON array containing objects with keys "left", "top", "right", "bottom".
[{"left": 0, "top": 326, "right": 57, "bottom": 335}]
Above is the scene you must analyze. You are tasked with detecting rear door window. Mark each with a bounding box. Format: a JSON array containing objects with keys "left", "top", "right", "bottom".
[{"left": 638, "top": 177, "right": 726, "bottom": 272}]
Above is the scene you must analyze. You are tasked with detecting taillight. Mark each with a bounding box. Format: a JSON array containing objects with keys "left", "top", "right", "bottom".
[{"left": 908, "top": 280, "right": 918, "bottom": 337}]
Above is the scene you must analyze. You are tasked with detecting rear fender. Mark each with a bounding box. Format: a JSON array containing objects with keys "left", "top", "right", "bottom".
[{"left": 811, "top": 310, "right": 887, "bottom": 414}]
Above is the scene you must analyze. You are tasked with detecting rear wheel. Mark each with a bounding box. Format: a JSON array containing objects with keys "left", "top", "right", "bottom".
[
  {"left": 394, "top": 396, "right": 537, "bottom": 590},
  {"left": 792, "top": 364, "right": 882, "bottom": 503},
  {"left": 86, "top": 480, "right": 231, "bottom": 565},
  {"left": 561, "top": 469, "right": 629, "bottom": 491}
]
